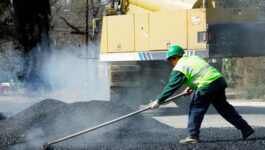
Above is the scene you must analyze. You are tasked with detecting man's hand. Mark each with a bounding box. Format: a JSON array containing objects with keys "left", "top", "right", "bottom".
[
  {"left": 184, "top": 87, "right": 194, "bottom": 96},
  {"left": 149, "top": 100, "right": 160, "bottom": 109}
]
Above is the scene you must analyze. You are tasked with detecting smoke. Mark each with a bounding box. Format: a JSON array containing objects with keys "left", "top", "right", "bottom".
[
  {"left": 40, "top": 42, "right": 110, "bottom": 101},
  {"left": 0, "top": 40, "right": 110, "bottom": 102}
]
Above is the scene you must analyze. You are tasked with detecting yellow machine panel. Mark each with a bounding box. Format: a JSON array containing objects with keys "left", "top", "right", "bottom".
[
  {"left": 126, "top": 4, "right": 151, "bottom": 14},
  {"left": 100, "top": 17, "right": 108, "bottom": 54},
  {"left": 187, "top": 8, "right": 207, "bottom": 50},
  {"left": 107, "top": 15, "right": 135, "bottom": 53},
  {"left": 135, "top": 14, "right": 149, "bottom": 52},
  {"left": 149, "top": 11, "right": 188, "bottom": 50},
  {"left": 100, "top": 0, "right": 261, "bottom": 56}
]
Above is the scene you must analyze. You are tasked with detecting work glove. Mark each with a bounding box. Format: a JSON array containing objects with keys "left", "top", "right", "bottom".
[
  {"left": 184, "top": 87, "right": 194, "bottom": 96},
  {"left": 149, "top": 100, "right": 160, "bottom": 109}
]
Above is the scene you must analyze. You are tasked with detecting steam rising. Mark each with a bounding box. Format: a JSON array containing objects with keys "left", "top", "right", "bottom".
[
  {"left": 0, "top": 41, "right": 110, "bottom": 102},
  {"left": 41, "top": 43, "right": 110, "bottom": 101}
]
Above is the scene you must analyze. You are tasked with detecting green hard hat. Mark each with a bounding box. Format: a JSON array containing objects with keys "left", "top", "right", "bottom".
[{"left": 166, "top": 45, "right": 185, "bottom": 59}]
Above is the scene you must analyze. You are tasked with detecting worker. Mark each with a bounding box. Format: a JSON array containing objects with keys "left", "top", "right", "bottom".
[{"left": 150, "top": 45, "right": 254, "bottom": 144}]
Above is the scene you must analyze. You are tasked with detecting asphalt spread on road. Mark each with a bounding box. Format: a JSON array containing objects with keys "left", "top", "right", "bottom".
[{"left": 0, "top": 99, "right": 264, "bottom": 150}]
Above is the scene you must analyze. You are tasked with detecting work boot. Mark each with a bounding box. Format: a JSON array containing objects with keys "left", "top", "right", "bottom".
[
  {"left": 241, "top": 128, "right": 255, "bottom": 140},
  {"left": 179, "top": 137, "right": 199, "bottom": 144}
]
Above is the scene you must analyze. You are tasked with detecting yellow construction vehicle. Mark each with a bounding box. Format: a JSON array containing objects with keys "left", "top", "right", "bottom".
[{"left": 97, "top": 0, "right": 265, "bottom": 107}]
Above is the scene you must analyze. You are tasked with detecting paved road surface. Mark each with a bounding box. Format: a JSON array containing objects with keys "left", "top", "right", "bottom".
[{"left": 144, "top": 101, "right": 265, "bottom": 128}]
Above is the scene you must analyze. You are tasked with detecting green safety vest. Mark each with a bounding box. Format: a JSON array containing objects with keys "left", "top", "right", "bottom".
[{"left": 173, "top": 55, "right": 222, "bottom": 89}]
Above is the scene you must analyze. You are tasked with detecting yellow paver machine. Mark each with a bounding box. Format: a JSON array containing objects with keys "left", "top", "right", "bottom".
[
  {"left": 97, "top": 0, "right": 265, "bottom": 105},
  {"left": 100, "top": 0, "right": 265, "bottom": 59}
]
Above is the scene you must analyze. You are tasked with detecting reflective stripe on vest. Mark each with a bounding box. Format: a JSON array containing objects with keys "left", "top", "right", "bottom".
[
  {"left": 192, "top": 64, "right": 212, "bottom": 85},
  {"left": 173, "top": 56, "right": 222, "bottom": 89}
]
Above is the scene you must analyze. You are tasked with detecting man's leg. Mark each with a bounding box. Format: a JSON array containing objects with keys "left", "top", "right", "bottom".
[
  {"left": 211, "top": 88, "right": 254, "bottom": 139},
  {"left": 187, "top": 93, "right": 210, "bottom": 139}
]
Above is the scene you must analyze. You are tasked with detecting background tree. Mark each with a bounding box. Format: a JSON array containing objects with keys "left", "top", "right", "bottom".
[{"left": 219, "top": 0, "right": 265, "bottom": 99}]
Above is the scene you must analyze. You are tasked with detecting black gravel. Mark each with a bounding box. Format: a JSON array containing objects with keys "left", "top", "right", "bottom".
[{"left": 0, "top": 99, "right": 264, "bottom": 150}]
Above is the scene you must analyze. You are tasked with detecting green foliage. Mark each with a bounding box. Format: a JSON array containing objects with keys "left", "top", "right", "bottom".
[
  {"left": 222, "top": 57, "right": 265, "bottom": 99},
  {"left": 222, "top": 58, "right": 237, "bottom": 88},
  {"left": 235, "top": 57, "right": 265, "bottom": 99}
]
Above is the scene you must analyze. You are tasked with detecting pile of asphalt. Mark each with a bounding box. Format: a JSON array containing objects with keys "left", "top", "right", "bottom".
[
  {"left": 0, "top": 99, "right": 265, "bottom": 150},
  {"left": 0, "top": 99, "right": 177, "bottom": 150},
  {"left": 0, "top": 111, "right": 6, "bottom": 120}
]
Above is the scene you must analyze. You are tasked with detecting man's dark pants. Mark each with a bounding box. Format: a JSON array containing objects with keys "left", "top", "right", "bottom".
[{"left": 188, "top": 87, "right": 252, "bottom": 139}]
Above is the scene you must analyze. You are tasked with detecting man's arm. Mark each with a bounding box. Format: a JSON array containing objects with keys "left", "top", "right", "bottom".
[{"left": 157, "top": 70, "right": 187, "bottom": 103}]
